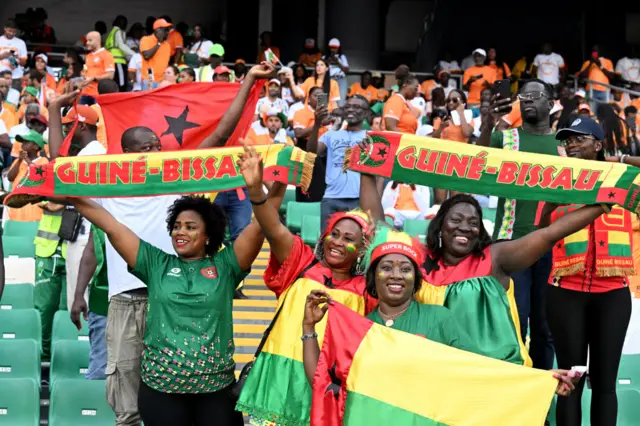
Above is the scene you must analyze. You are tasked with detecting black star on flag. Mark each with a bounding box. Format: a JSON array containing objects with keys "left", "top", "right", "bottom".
[
  {"left": 323, "top": 275, "right": 335, "bottom": 289},
  {"left": 556, "top": 243, "right": 562, "bottom": 249},
  {"left": 34, "top": 166, "right": 45, "bottom": 177},
  {"left": 272, "top": 170, "right": 280, "bottom": 177},
  {"left": 325, "top": 363, "right": 342, "bottom": 400},
  {"left": 599, "top": 240, "right": 605, "bottom": 247},
  {"left": 377, "top": 147, "right": 388, "bottom": 157},
  {"left": 162, "top": 106, "right": 201, "bottom": 145},
  {"left": 608, "top": 191, "right": 616, "bottom": 199}
]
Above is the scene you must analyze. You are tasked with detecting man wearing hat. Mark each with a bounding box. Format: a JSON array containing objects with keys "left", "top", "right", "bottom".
[
  {"left": 139, "top": 19, "right": 171, "bottom": 88},
  {"left": 34, "top": 53, "right": 57, "bottom": 92},
  {"left": 246, "top": 107, "right": 292, "bottom": 146},
  {"left": 325, "top": 37, "right": 349, "bottom": 104},
  {"left": 213, "top": 65, "right": 232, "bottom": 82},
  {"left": 462, "top": 48, "right": 496, "bottom": 106},
  {"left": 197, "top": 44, "right": 225, "bottom": 82},
  {"left": 255, "top": 78, "right": 289, "bottom": 120},
  {"left": 10, "top": 104, "right": 48, "bottom": 161},
  {"left": 277, "top": 66, "right": 304, "bottom": 105},
  {"left": 299, "top": 38, "right": 322, "bottom": 67}
]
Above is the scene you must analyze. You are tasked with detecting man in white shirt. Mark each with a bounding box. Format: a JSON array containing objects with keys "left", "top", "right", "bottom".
[
  {"left": 616, "top": 50, "right": 640, "bottom": 84},
  {"left": 532, "top": 43, "right": 565, "bottom": 86},
  {"left": 0, "top": 20, "right": 28, "bottom": 89},
  {"left": 1, "top": 70, "right": 20, "bottom": 106},
  {"left": 254, "top": 78, "right": 289, "bottom": 120},
  {"left": 127, "top": 52, "right": 143, "bottom": 91}
]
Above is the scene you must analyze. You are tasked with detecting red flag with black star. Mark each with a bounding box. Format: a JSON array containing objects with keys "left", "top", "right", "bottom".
[{"left": 95, "top": 81, "right": 265, "bottom": 154}]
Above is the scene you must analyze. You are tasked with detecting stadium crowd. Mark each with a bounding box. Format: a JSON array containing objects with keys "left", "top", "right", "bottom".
[{"left": 1, "top": 9, "right": 640, "bottom": 426}]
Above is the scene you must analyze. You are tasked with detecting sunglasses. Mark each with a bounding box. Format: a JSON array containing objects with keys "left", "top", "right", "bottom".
[
  {"left": 517, "top": 91, "right": 548, "bottom": 101},
  {"left": 561, "top": 134, "right": 596, "bottom": 146},
  {"left": 447, "top": 98, "right": 460, "bottom": 103}
]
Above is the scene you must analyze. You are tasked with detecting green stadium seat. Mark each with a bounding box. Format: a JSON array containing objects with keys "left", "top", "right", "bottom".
[
  {"left": 618, "top": 354, "right": 640, "bottom": 390},
  {"left": 0, "top": 378, "right": 40, "bottom": 426},
  {"left": 49, "top": 379, "right": 115, "bottom": 426},
  {"left": 0, "top": 340, "right": 40, "bottom": 387},
  {"left": 482, "top": 208, "right": 497, "bottom": 223},
  {"left": 403, "top": 219, "right": 430, "bottom": 242},
  {"left": 50, "top": 340, "right": 90, "bottom": 391},
  {"left": 301, "top": 215, "right": 321, "bottom": 246},
  {"left": 0, "top": 284, "right": 34, "bottom": 310},
  {"left": 2, "top": 236, "right": 36, "bottom": 258},
  {"left": 618, "top": 388, "right": 640, "bottom": 425},
  {"left": 0, "top": 309, "right": 41, "bottom": 349},
  {"left": 385, "top": 216, "right": 394, "bottom": 226},
  {"left": 280, "top": 187, "right": 296, "bottom": 215},
  {"left": 285, "top": 202, "right": 321, "bottom": 233},
  {"left": 3, "top": 221, "right": 39, "bottom": 239},
  {"left": 52, "top": 311, "right": 89, "bottom": 349}
]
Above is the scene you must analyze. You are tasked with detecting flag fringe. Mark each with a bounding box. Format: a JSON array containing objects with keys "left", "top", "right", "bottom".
[
  {"left": 343, "top": 147, "right": 353, "bottom": 173},
  {"left": 597, "top": 266, "right": 636, "bottom": 277},
  {"left": 235, "top": 403, "right": 308, "bottom": 426},
  {"left": 552, "top": 263, "right": 585, "bottom": 277},
  {"left": 301, "top": 151, "right": 317, "bottom": 192}
]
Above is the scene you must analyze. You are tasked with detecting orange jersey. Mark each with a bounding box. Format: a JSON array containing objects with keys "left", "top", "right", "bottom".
[
  {"left": 383, "top": 93, "right": 418, "bottom": 134},
  {"left": 580, "top": 58, "right": 614, "bottom": 92},
  {"left": 83, "top": 48, "right": 115, "bottom": 96},
  {"left": 463, "top": 66, "right": 497, "bottom": 104},
  {"left": 167, "top": 30, "right": 184, "bottom": 57},
  {"left": 300, "top": 77, "right": 341, "bottom": 111},
  {"left": 349, "top": 83, "right": 378, "bottom": 103},
  {"left": 140, "top": 35, "right": 171, "bottom": 83}
]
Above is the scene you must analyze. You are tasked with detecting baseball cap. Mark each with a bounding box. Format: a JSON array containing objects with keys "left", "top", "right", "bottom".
[
  {"left": 153, "top": 18, "right": 172, "bottom": 30},
  {"left": 328, "top": 38, "right": 340, "bottom": 48},
  {"left": 473, "top": 48, "right": 487, "bottom": 57},
  {"left": 578, "top": 103, "right": 592, "bottom": 113},
  {"left": 268, "top": 78, "right": 281, "bottom": 86},
  {"left": 209, "top": 44, "right": 225, "bottom": 57},
  {"left": 304, "top": 38, "right": 316, "bottom": 48},
  {"left": 235, "top": 58, "right": 246, "bottom": 65},
  {"left": 555, "top": 117, "right": 604, "bottom": 141},
  {"left": 278, "top": 66, "right": 292, "bottom": 75},
  {"left": 575, "top": 89, "right": 587, "bottom": 98},
  {"left": 35, "top": 53, "right": 48, "bottom": 64},
  {"left": 371, "top": 72, "right": 382, "bottom": 78},
  {"left": 62, "top": 105, "right": 99, "bottom": 126},
  {"left": 264, "top": 108, "right": 288, "bottom": 128},
  {"left": 16, "top": 130, "right": 46, "bottom": 149},
  {"left": 214, "top": 65, "right": 231, "bottom": 75},
  {"left": 23, "top": 87, "right": 38, "bottom": 98},
  {"left": 28, "top": 114, "right": 48, "bottom": 126}
]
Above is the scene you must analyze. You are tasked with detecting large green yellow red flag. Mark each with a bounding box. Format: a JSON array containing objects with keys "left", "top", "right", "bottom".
[
  {"left": 4, "top": 144, "right": 315, "bottom": 207},
  {"left": 345, "top": 131, "right": 640, "bottom": 214},
  {"left": 311, "top": 302, "right": 557, "bottom": 426}
]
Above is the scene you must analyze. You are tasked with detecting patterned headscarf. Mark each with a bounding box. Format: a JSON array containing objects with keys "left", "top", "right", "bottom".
[{"left": 362, "top": 225, "right": 424, "bottom": 272}]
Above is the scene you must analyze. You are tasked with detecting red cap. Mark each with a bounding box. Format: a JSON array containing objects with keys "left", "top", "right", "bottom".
[
  {"left": 62, "top": 106, "right": 99, "bottom": 125},
  {"left": 153, "top": 19, "right": 172, "bottom": 30},
  {"left": 28, "top": 114, "right": 48, "bottom": 126},
  {"left": 214, "top": 65, "right": 231, "bottom": 75}
]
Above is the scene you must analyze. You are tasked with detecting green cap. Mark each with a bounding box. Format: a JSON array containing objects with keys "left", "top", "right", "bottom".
[
  {"left": 23, "top": 86, "right": 38, "bottom": 98},
  {"left": 209, "top": 44, "right": 225, "bottom": 57},
  {"left": 16, "top": 130, "right": 46, "bottom": 149}
]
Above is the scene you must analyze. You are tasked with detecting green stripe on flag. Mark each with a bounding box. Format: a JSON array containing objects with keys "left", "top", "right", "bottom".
[
  {"left": 344, "top": 392, "right": 443, "bottom": 425},
  {"left": 565, "top": 241, "right": 588, "bottom": 257},
  {"left": 609, "top": 243, "right": 632, "bottom": 257}
]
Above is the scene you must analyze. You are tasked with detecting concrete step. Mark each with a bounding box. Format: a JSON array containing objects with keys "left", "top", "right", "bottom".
[
  {"left": 233, "top": 299, "right": 277, "bottom": 309},
  {"left": 233, "top": 311, "right": 275, "bottom": 320}
]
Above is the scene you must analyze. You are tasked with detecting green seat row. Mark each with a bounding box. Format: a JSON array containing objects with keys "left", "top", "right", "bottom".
[
  {"left": 52, "top": 310, "right": 90, "bottom": 349},
  {"left": 2, "top": 236, "right": 36, "bottom": 258},
  {"left": 0, "top": 378, "right": 40, "bottom": 425},
  {"left": 581, "top": 387, "right": 640, "bottom": 425},
  {"left": 0, "top": 283, "right": 34, "bottom": 310},
  {"left": 280, "top": 188, "right": 296, "bottom": 215},
  {"left": 3, "top": 221, "right": 39, "bottom": 240},
  {"left": 301, "top": 216, "right": 321, "bottom": 247},
  {"left": 285, "top": 202, "right": 320, "bottom": 234},
  {"left": 50, "top": 340, "right": 90, "bottom": 391},
  {"left": 0, "top": 309, "right": 41, "bottom": 351},
  {"left": 0, "top": 339, "right": 40, "bottom": 388}
]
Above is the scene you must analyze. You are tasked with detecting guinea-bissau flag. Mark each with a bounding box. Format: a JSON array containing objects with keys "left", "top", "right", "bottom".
[
  {"left": 95, "top": 81, "right": 265, "bottom": 153},
  {"left": 312, "top": 302, "right": 558, "bottom": 426}
]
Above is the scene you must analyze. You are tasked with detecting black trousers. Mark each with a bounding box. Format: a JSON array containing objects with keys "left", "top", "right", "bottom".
[
  {"left": 138, "top": 381, "right": 244, "bottom": 426},
  {"left": 546, "top": 285, "right": 631, "bottom": 426}
]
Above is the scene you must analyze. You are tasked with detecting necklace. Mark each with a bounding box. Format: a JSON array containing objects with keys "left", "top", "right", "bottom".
[{"left": 378, "top": 303, "right": 410, "bottom": 327}]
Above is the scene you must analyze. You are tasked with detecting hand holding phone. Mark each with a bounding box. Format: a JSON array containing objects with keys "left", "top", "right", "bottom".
[
  {"left": 317, "top": 92, "right": 328, "bottom": 108},
  {"left": 492, "top": 79, "right": 512, "bottom": 100}
]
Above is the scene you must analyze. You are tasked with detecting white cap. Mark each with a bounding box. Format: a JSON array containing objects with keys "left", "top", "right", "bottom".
[
  {"left": 268, "top": 78, "right": 281, "bottom": 86},
  {"left": 328, "top": 38, "right": 340, "bottom": 48},
  {"left": 473, "top": 48, "right": 487, "bottom": 57},
  {"left": 278, "top": 66, "right": 293, "bottom": 75},
  {"left": 35, "top": 53, "right": 48, "bottom": 64},
  {"left": 575, "top": 89, "right": 586, "bottom": 98}
]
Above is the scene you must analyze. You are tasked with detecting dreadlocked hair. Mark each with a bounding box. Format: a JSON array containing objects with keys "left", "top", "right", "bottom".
[
  {"left": 165, "top": 195, "right": 227, "bottom": 257},
  {"left": 424, "top": 194, "right": 492, "bottom": 274},
  {"left": 597, "top": 103, "right": 631, "bottom": 155}
]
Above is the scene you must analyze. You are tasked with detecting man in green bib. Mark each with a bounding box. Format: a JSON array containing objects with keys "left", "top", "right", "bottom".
[
  {"left": 477, "top": 79, "right": 562, "bottom": 371},
  {"left": 105, "top": 15, "right": 135, "bottom": 92}
]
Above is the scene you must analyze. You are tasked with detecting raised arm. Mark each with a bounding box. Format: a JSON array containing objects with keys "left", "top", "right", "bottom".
[
  {"left": 358, "top": 139, "right": 386, "bottom": 222},
  {"left": 306, "top": 105, "right": 329, "bottom": 156},
  {"left": 302, "top": 290, "right": 332, "bottom": 386},
  {"left": 198, "top": 62, "right": 275, "bottom": 149},
  {"left": 476, "top": 95, "right": 511, "bottom": 147},
  {"left": 67, "top": 198, "right": 140, "bottom": 269},
  {"left": 238, "top": 144, "right": 295, "bottom": 265},
  {"left": 492, "top": 204, "right": 607, "bottom": 277},
  {"left": 47, "top": 91, "right": 80, "bottom": 159},
  {"left": 70, "top": 230, "right": 96, "bottom": 330}
]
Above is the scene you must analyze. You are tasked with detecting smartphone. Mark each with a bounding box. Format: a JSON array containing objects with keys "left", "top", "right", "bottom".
[
  {"left": 591, "top": 51, "right": 599, "bottom": 60},
  {"left": 493, "top": 79, "right": 511, "bottom": 100},
  {"left": 147, "top": 68, "right": 154, "bottom": 77},
  {"left": 317, "top": 92, "right": 328, "bottom": 108}
]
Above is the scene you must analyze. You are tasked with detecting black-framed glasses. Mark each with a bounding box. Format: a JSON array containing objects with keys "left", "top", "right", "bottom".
[
  {"left": 446, "top": 98, "right": 460, "bottom": 103},
  {"left": 517, "top": 91, "right": 548, "bottom": 101},
  {"left": 561, "top": 134, "right": 596, "bottom": 147}
]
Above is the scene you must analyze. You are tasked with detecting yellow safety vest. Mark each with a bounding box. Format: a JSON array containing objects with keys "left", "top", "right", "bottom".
[
  {"left": 34, "top": 209, "right": 67, "bottom": 259},
  {"left": 105, "top": 27, "right": 127, "bottom": 64}
]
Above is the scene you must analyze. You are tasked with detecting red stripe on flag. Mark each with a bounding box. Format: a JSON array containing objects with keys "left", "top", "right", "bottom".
[
  {"left": 311, "top": 303, "right": 373, "bottom": 426},
  {"left": 596, "top": 187, "right": 627, "bottom": 206},
  {"left": 96, "top": 81, "right": 265, "bottom": 153}
]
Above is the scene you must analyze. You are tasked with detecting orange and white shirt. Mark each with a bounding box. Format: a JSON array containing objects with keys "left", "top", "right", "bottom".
[
  {"left": 616, "top": 57, "right": 640, "bottom": 84},
  {"left": 383, "top": 93, "right": 418, "bottom": 134},
  {"left": 82, "top": 48, "right": 115, "bottom": 96},
  {"left": 299, "top": 76, "right": 341, "bottom": 110},
  {"left": 245, "top": 122, "right": 293, "bottom": 146},
  {"left": 0, "top": 106, "right": 18, "bottom": 131},
  {"left": 533, "top": 53, "right": 565, "bottom": 85},
  {"left": 488, "top": 61, "right": 511, "bottom": 81},
  {"left": 463, "top": 66, "right": 496, "bottom": 105},
  {"left": 420, "top": 79, "right": 437, "bottom": 101},
  {"left": 348, "top": 83, "right": 378, "bottom": 102},
  {"left": 167, "top": 30, "right": 184, "bottom": 58},
  {"left": 580, "top": 58, "right": 614, "bottom": 92},
  {"left": 293, "top": 105, "right": 328, "bottom": 138}
]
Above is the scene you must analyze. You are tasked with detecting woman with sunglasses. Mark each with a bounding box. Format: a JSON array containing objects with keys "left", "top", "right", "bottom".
[{"left": 543, "top": 117, "right": 634, "bottom": 426}]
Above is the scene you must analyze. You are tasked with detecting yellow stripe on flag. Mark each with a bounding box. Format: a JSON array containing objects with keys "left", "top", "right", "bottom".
[
  {"left": 564, "top": 229, "right": 589, "bottom": 245},
  {"left": 346, "top": 323, "right": 557, "bottom": 425},
  {"left": 609, "top": 230, "right": 630, "bottom": 245}
]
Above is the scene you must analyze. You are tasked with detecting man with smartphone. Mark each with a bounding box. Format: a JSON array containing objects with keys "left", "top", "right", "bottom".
[
  {"left": 462, "top": 48, "right": 496, "bottom": 107},
  {"left": 579, "top": 45, "right": 616, "bottom": 113},
  {"left": 477, "top": 79, "right": 562, "bottom": 372},
  {"left": 139, "top": 19, "right": 172, "bottom": 90}
]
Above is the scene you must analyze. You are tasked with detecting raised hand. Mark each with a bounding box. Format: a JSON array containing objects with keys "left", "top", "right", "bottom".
[
  {"left": 52, "top": 90, "right": 80, "bottom": 108},
  {"left": 248, "top": 61, "right": 277, "bottom": 80},
  {"left": 302, "top": 290, "right": 333, "bottom": 332},
  {"left": 237, "top": 140, "right": 264, "bottom": 189}
]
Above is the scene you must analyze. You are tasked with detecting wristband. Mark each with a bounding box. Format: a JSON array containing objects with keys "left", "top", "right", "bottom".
[
  {"left": 301, "top": 332, "right": 318, "bottom": 341},
  {"left": 600, "top": 203, "right": 612, "bottom": 213},
  {"left": 620, "top": 154, "right": 628, "bottom": 164},
  {"left": 250, "top": 197, "right": 267, "bottom": 206}
]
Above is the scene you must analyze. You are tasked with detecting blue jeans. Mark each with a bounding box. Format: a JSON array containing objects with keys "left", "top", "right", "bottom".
[
  {"left": 590, "top": 89, "right": 608, "bottom": 114},
  {"left": 141, "top": 80, "right": 159, "bottom": 91},
  {"left": 320, "top": 198, "right": 360, "bottom": 233},
  {"left": 335, "top": 77, "right": 348, "bottom": 106},
  {"left": 511, "top": 250, "right": 555, "bottom": 370},
  {"left": 214, "top": 188, "right": 251, "bottom": 242},
  {"left": 79, "top": 95, "right": 96, "bottom": 106},
  {"left": 85, "top": 311, "right": 107, "bottom": 380}
]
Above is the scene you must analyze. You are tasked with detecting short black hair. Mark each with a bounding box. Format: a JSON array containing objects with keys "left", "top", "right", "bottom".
[
  {"left": 98, "top": 79, "right": 119, "bottom": 94},
  {"left": 448, "top": 88, "right": 467, "bottom": 104},
  {"left": 520, "top": 78, "right": 553, "bottom": 98},
  {"left": 181, "top": 67, "right": 196, "bottom": 79},
  {"left": 0, "top": 70, "right": 11, "bottom": 78},
  {"left": 113, "top": 15, "right": 128, "bottom": 29},
  {"left": 121, "top": 126, "right": 156, "bottom": 151},
  {"left": 309, "top": 86, "right": 323, "bottom": 97},
  {"left": 424, "top": 194, "right": 492, "bottom": 274},
  {"left": 29, "top": 70, "right": 44, "bottom": 83},
  {"left": 399, "top": 74, "right": 418, "bottom": 87},
  {"left": 5, "top": 19, "right": 17, "bottom": 29},
  {"left": 347, "top": 94, "right": 369, "bottom": 107},
  {"left": 625, "top": 106, "right": 638, "bottom": 116},
  {"left": 365, "top": 257, "right": 424, "bottom": 298},
  {"left": 166, "top": 196, "right": 227, "bottom": 257}
]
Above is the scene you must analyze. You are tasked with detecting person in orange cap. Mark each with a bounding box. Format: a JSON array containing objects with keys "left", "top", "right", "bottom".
[
  {"left": 213, "top": 65, "right": 232, "bottom": 82},
  {"left": 139, "top": 19, "right": 171, "bottom": 88}
]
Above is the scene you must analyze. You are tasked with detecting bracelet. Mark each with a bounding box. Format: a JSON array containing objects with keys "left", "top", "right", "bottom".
[
  {"left": 600, "top": 203, "right": 612, "bottom": 213},
  {"left": 301, "top": 332, "right": 318, "bottom": 341},
  {"left": 250, "top": 197, "right": 267, "bottom": 206}
]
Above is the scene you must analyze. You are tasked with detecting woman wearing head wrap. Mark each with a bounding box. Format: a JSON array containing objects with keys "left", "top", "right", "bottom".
[{"left": 235, "top": 145, "right": 375, "bottom": 425}]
